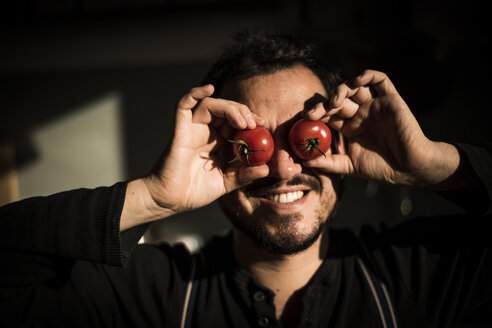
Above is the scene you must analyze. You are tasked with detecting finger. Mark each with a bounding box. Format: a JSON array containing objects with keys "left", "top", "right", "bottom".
[
  {"left": 216, "top": 114, "right": 264, "bottom": 151},
  {"left": 353, "top": 69, "right": 397, "bottom": 96},
  {"left": 252, "top": 112, "right": 265, "bottom": 126},
  {"left": 223, "top": 164, "right": 270, "bottom": 192},
  {"left": 326, "top": 115, "right": 345, "bottom": 132},
  {"left": 328, "top": 113, "right": 366, "bottom": 138},
  {"left": 331, "top": 81, "right": 375, "bottom": 107},
  {"left": 238, "top": 165, "right": 270, "bottom": 186},
  {"left": 303, "top": 102, "right": 327, "bottom": 121},
  {"left": 303, "top": 154, "right": 354, "bottom": 176},
  {"left": 192, "top": 98, "right": 252, "bottom": 130},
  {"left": 176, "top": 84, "right": 215, "bottom": 111},
  {"left": 175, "top": 85, "right": 215, "bottom": 125},
  {"left": 215, "top": 113, "right": 263, "bottom": 136},
  {"left": 329, "top": 83, "right": 359, "bottom": 109},
  {"left": 237, "top": 105, "right": 257, "bottom": 129},
  {"left": 326, "top": 98, "right": 359, "bottom": 120}
]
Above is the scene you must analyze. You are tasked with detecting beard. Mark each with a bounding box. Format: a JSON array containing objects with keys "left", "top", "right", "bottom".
[
  {"left": 220, "top": 174, "right": 341, "bottom": 255},
  {"left": 228, "top": 209, "right": 327, "bottom": 255}
]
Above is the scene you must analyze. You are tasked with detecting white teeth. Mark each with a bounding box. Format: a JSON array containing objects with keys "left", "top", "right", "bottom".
[{"left": 266, "top": 191, "right": 304, "bottom": 203}]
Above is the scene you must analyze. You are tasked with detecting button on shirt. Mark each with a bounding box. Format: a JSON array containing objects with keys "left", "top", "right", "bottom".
[{"left": 227, "top": 236, "right": 341, "bottom": 328}]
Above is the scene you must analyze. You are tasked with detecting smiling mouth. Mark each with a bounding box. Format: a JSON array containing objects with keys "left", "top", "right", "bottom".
[
  {"left": 263, "top": 190, "right": 305, "bottom": 203},
  {"left": 254, "top": 189, "right": 312, "bottom": 205}
]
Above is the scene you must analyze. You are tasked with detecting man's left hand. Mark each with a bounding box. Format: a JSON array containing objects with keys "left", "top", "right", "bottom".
[{"left": 303, "top": 69, "right": 463, "bottom": 189}]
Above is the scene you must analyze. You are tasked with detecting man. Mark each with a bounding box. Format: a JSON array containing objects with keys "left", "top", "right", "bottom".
[{"left": 1, "top": 31, "right": 491, "bottom": 327}]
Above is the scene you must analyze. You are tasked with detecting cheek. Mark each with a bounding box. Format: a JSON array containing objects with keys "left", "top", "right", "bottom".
[
  {"left": 316, "top": 175, "right": 341, "bottom": 216},
  {"left": 220, "top": 190, "right": 256, "bottom": 216},
  {"left": 238, "top": 191, "right": 257, "bottom": 214}
]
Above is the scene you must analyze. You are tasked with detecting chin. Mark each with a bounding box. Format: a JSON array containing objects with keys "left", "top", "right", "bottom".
[
  {"left": 248, "top": 215, "right": 327, "bottom": 255},
  {"left": 221, "top": 198, "right": 328, "bottom": 255},
  {"left": 219, "top": 175, "right": 341, "bottom": 253}
]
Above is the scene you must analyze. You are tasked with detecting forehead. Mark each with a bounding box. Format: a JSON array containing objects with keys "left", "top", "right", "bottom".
[{"left": 221, "top": 65, "right": 327, "bottom": 129}]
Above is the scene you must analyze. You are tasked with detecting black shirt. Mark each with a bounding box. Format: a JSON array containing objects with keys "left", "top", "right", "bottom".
[{"left": 1, "top": 143, "right": 491, "bottom": 327}]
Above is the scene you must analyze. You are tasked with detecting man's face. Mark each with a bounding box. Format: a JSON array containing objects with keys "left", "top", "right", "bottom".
[{"left": 219, "top": 65, "right": 342, "bottom": 254}]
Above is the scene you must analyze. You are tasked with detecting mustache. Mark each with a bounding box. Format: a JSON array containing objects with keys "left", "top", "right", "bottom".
[{"left": 244, "top": 175, "right": 322, "bottom": 196}]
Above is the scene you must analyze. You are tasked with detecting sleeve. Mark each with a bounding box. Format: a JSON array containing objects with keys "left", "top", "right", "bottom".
[
  {"left": 0, "top": 182, "right": 148, "bottom": 292},
  {"left": 0, "top": 182, "right": 189, "bottom": 327},
  {"left": 439, "top": 142, "right": 492, "bottom": 215}
]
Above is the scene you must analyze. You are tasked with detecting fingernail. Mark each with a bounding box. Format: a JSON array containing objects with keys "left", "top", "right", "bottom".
[
  {"left": 237, "top": 113, "right": 247, "bottom": 127},
  {"left": 247, "top": 116, "right": 256, "bottom": 126}
]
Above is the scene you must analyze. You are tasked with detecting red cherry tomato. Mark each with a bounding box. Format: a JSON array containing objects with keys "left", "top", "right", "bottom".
[
  {"left": 228, "top": 126, "right": 274, "bottom": 166},
  {"left": 288, "top": 119, "right": 331, "bottom": 160}
]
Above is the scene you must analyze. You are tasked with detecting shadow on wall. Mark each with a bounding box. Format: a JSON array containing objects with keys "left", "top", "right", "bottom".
[{"left": 0, "top": 61, "right": 234, "bottom": 245}]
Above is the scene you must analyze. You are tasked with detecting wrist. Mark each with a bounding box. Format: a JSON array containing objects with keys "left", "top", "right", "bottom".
[
  {"left": 422, "top": 141, "right": 475, "bottom": 191},
  {"left": 120, "top": 178, "right": 175, "bottom": 231}
]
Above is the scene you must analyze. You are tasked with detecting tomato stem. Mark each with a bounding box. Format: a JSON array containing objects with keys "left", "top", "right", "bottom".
[
  {"left": 295, "top": 137, "right": 326, "bottom": 157},
  {"left": 227, "top": 139, "right": 265, "bottom": 165}
]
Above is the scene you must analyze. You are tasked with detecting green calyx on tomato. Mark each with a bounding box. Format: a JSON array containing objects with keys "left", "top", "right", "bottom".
[
  {"left": 288, "top": 119, "right": 332, "bottom": 160},
  {"left": 295, "top": 137, "right": 326, "bottom": 157},
  {"left": 228, "top": 126, "right": 274, "bottom": 166},
  {"left": 227, "top": 139, "right": 265, "bottom": 165}
]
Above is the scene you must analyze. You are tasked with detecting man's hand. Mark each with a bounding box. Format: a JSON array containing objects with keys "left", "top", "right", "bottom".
[
  {"left": 121, "top": 85, "right": 269, "bottom": 230},
  {"left": 303, "top": 70, "right": 462, "bottom": 188}
]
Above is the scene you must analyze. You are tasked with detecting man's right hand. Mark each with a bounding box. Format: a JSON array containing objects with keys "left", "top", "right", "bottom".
[{"left": 120, "top": 85, "right": 269, "bottom": 230}]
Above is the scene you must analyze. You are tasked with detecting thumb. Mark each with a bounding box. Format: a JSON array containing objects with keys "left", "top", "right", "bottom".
[
  {"left": 223, "top": 165, "right": 270, "bottom": 193},
  {"left": 303, "top": 154, "right": 354, "bottom": 175}
]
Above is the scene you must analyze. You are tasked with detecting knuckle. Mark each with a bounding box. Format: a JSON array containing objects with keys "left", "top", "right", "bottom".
[
  {"left": 239, "top": 104, "right": 250, "bottom": 114},
  {"left": 176, "top": 95, "right": 190, "bottom": 109},
  {"left": 200, "top": 97, "right": 211, "bottom": 106},
  {"left": 226, "top": 104, "right": 237, "bottom": 113}
]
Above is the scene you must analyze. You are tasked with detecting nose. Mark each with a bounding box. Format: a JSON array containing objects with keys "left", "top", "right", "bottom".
[{"left": 268, "top": 137, "right": 302, "bottom": 180}]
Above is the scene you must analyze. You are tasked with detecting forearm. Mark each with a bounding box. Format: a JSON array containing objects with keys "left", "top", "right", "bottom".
[
  {"left": 0, "top": 183, "right": 126, "bottom": 265},
  {"left": 119, "top": 178, "right": 175, "bottom": 231},
  {"left": 437, "top": 143, "right": 492, "bottom": 215},
  {"left": 425, "top": 142, "right": 481, "bottom": 192}
]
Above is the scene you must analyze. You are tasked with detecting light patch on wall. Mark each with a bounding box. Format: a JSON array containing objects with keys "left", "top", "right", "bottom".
[{"left": 18, "top": 92, "right": 124, "bottom": 199}]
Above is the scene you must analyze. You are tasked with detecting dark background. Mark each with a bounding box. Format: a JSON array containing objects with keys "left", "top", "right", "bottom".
[{"left": 1, "top": 0, "right": 491, "bottom": 326}]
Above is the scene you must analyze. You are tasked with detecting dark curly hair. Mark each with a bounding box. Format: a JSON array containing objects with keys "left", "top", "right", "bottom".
[{"left": 202, "top": 30, "right": 341, "bottom": 98}]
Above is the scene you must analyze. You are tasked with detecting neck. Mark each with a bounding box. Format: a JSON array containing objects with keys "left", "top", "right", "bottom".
[{"left": 233, "top": 229, "right": 329, "bottom": 323}]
